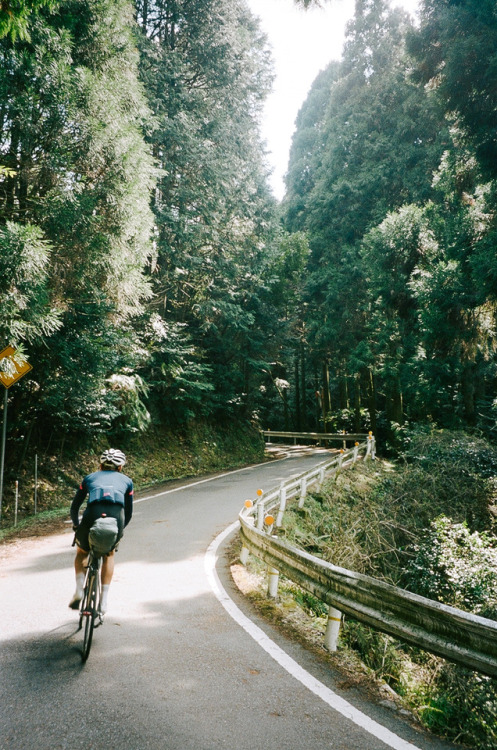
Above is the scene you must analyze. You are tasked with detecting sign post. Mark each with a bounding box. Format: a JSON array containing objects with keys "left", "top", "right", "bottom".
[{"left": 0, "top": 346, "right": 33, "bottom": 522}]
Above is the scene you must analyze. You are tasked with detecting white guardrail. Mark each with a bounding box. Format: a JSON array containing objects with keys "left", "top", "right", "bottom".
[
  {"left": 238, "top": 435, "right": 497, "bottom": 678},
  {"left": 262, "top": 430, "right": 370, "bottom": 447}
]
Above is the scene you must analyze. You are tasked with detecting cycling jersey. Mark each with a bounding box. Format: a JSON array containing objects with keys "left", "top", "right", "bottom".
[{"left": 71, "top": 469, "right": 134, "bottom": 528}]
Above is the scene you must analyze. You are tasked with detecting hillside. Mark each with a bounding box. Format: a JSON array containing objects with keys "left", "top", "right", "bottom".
[
  {"left": 0, "top": 421, "right": 265, "bottom": 541},
  {"left": 232, "top": 429, "right": 497, "bottom": 749}
]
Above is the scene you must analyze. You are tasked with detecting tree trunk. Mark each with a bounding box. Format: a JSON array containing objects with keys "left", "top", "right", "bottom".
[
  {"left": 354, "top": 373, "right": 361, "bottom": 432},
  {"left": 16, "top": 418, "right": 34, "bottom": 476},
  {"left": 461, "top": 363, "right": 476, "bottom": 425},
  {"left": 367, "top": 368, "right": 377, "bottom": 435},
  {"left": 314, "top": 369, "right": 321, "bottom": 431},
  {"left": 339, "top": 375, "right": 349, "bottom": 410},
  {"left": 322, "top": 360, "right": 331, "bottom": 432},
  {"left": 386, "top": 376, "right": 404, "bottom": 425},
  {"left": 294, "top": 353, "right": 301, "bottom": 431},
  {"left": 300, "top": 340, "right": 307, "bottom": 431},
  {"left": 283, "top": 388, "right": 289, "bottom": 431}
]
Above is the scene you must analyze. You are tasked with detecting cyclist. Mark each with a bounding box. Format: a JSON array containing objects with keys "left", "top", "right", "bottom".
[{"left": 69, "top": 448, "right": 134, "bottom": 614}]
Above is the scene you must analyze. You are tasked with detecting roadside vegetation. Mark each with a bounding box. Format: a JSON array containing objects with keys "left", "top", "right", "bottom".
[
  {"left": 236, "top": 428, "right": 497, "bottom": 749},
  {"left": 0, "top": 421, "right": 265, "bottom": 542}
]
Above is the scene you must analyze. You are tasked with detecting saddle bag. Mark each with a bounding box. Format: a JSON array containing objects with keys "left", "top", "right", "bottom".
[{"left": 89, "top": 515, "right": 118, "bottom": 554}]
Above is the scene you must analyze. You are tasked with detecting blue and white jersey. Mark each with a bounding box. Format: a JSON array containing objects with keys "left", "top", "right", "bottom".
[{"left": 71, "top": 469, "right": 134, "bottom": 527}]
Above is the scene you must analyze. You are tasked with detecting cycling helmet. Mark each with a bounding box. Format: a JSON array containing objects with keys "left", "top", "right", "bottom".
[{"left": 100, "top": 448, "right": 126, "bottom": 468}]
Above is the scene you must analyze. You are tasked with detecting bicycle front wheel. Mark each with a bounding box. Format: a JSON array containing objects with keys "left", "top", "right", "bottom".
[{"left": 81, "top": 569, "right": 98, "bottom": 662}]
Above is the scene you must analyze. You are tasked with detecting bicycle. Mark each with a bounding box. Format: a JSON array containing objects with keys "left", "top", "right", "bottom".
[{"left": 77, "top": 544, "right": 104, "bottom": 662}]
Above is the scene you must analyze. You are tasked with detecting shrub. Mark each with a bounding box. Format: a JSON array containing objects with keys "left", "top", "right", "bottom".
[{"left": 402, "top": 516, "right": 497, "bottom": 618}]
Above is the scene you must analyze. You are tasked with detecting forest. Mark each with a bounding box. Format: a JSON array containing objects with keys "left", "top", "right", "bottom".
[{"left": 1, "top": 0, "right": 497, "bottom": 463}]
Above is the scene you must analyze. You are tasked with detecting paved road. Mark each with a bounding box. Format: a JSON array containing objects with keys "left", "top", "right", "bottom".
[{"left": 0, "top": 450, "right": 456, "bottom": 750}]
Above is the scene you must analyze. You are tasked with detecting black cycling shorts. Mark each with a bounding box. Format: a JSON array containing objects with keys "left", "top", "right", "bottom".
[{"left": 74, "top": 501, "right": 124, "bottom": 553}]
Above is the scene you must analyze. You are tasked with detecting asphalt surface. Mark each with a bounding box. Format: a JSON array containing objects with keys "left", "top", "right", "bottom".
[{"left": 0, "top": 449, "right": 457, "bottom": 750}]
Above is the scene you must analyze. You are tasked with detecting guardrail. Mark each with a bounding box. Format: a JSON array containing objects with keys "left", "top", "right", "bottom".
[
  {"left": 262, "top": 430, "right": 370, "bottom": 447},
  {"left": 238, "top": 440, "right": 497, "bottom": 678}
]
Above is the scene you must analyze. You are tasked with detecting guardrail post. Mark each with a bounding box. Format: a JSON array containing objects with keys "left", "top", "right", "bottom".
[
  {"left": 371, "top": 436, "right": 376, "bottom": 459},
  {"left": 298, "top": 476, "right": 307, "bottom": 508},
  {"left": 257, "top": 502, "right": 265, "bottom": 530},
  {"left": 263, "top": 514, "right": 280, "bottom": 598},
  {"left": 353, "top": 442, "right": 359, "bottom": 463},
  {"left": 267, "top": 564, "right": 279, "bottom": 598},
  {"left": 240, "top": 500, "right": 253, "bottom": 565},
  {"left": 276, "top": 484, "right": 287, "bottom": 527},
  {"left": 366, "top": 433, "right": 374, "bottom": 459},
  {"left": 324, "top": 606, "right": 342, "bottom": 651},
  {"left": 317, "top": 466, "right": 325, "bottom": 490}
]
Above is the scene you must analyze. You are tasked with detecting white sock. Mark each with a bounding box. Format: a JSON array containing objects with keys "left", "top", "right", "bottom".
[
  {"left": 75, "top": 573, "right": 85, "bottom": 599},
  {"left": 100, "top": 584, "right": 110, "bottom": 613}
]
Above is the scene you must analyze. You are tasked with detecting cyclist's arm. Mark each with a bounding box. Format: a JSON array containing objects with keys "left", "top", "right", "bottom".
[
  {"left": 70, "top": 481, "right": 88, "bottom": 527},
  {"left": 124, "top": 482, "right": 134, "bottom": 527}
]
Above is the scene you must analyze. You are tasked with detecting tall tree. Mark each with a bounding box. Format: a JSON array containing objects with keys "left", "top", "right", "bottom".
[
  {"left": 136, "top": 0, "right": 280, "bottom": 419},
  {"left": 408, "top": 0, "right": 497, "bottom": 180},
  {"left": 0, "top": 0, "right": 156, "bottom": 440},
  {"left": 284, "top": 0, "right": 446, "bottom": 432},
  {"left": 0, "top": 0, "right": 58, "bottom": 41}
]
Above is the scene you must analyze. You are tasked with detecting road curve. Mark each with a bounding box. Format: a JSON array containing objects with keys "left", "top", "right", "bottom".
[{"left": 0, "top": 450, "right": 456, "bottom": 750}]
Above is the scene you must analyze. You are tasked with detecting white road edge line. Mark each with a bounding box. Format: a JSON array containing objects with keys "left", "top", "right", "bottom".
[
  {"left": 133, "top": 458, "right": 284, "bottom": 504},
  {"left": 135, "top": 459, "right": 421, "bottom": 749},
  {"left": 134, "top": 449, "right": 331, "bottom": 504},
  {"left": 205, "top": 521, "right": 422, "bottom": 750}
]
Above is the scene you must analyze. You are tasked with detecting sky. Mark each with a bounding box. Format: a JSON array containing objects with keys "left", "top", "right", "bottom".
[{"left": 246, "top": 0, "right": 421, "bottom": 200}]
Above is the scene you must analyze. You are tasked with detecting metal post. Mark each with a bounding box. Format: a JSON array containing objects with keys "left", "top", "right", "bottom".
[
  {"left": 0, "top": 388, "right": 7, "bottom": 521},
  {"left": 14, "top": 479, "right": 18, "bottom": 527},
  {"left": 34, "top": 454, "right": 38, "bottom": 514},
  {"left": 298, "top": 476, "right": 307, "bottom": 508},
  {"left": 267, "top": 565, "right": 280, "bottom": 599},
  {"left": 324, "top": 606, "right": 342, "bottom": 651},
  {"left": 257, "top": 503, "right": 265, "bottom": 530},
  {"left": 276, "top": 484, "right": 287, "bottom": 527}
]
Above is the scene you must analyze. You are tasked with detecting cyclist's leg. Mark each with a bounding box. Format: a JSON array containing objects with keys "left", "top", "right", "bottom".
[
  {"left": 99, "top": 505, "right": 124, "bottom": 614},
  {"left": 101, "top": 550, "right": 115, "bottom": 585},
  {"left": 99, "top": 551, "right": 114, "bottom": 614},
  {"left": 70, "top": 514, "right": 92, "bottom": 609},
  {"left": 68, "top": 546, "right": 88, "bottom": 609}
]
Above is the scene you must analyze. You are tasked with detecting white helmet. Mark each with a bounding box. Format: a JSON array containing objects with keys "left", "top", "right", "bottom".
[{"left": 100, "top": 448, "right": 126, "bottom": 468}]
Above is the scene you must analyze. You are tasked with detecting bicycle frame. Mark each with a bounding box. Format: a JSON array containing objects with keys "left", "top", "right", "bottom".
[{"left": 79, "top": 548, "right": 103, "bottom": 662}]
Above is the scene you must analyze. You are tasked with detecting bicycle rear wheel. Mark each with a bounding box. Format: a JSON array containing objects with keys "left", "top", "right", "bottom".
[{"left": 81, "top": 567, "right": 98, "bottom": 662}]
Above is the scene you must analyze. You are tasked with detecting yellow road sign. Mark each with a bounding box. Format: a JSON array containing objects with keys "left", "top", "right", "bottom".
[{"left": 0, "top": 345, "right": 33, "bottom": 389}]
